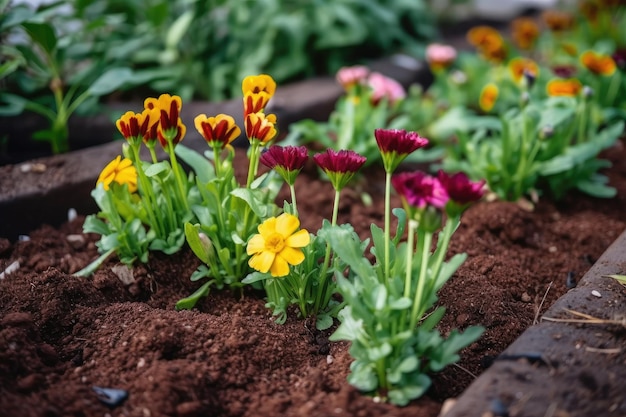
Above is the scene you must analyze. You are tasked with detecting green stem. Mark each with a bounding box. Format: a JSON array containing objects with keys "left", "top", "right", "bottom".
[
  {"left": 410, "top": 231, "right": 432, "bottom": 330},
  {"left": 384, "top": 171, "right": 392, "bottom": 281},
  {"left": 246, "top": 141, "right": 260, "bottom": 188},
  {"left": 427, "top": 216, "right": 458, "bottom": 295},
  {"left": 131, "top": 145, "right": 164, "bottom": 236},
  {"left": 403, "top": 220, "right": 417, "bottom": 298},
  {"left": 167, "top": 141, "right": 190, "bottom": 212},
  {"left": 313, "top": 189, "right": 341, "bottom": 314},
  {"left": 289, "top": 183, "right": 298, "bottom": 216}
]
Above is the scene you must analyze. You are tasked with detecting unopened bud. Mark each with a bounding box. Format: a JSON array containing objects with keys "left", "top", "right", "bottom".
[
  {"left": 583, "top": 85, "right": 594, "bottom": 99},
  {"left": 523, "top": 69, "right": 536, "bottom": 89},
  {"left": 540, "top": 125, "right": 554, "bottom": 140},
  {"left": 198, "top": 232, "right": 215, "bottom": 260}
]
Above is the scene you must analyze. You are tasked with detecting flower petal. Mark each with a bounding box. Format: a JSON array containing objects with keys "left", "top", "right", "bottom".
[
  {"left": 279, "top": 246, "right": 305, "bottom": 266},
  {"left": 285, "top": 229, "right": 310, "bottom": 248},
  {"left": 275, "top": 213, "right": 300, "bottom": 237},
  {"left": 257, "top": 217, "right": 276, "bottom": 238},
  {"left": 247, "top": 234, "right": 266, "bottom": 255},
  {"left": 269, "top": 254, "right": 290, "bottom": 277},
  {"left": 248, "top": 251, "right": 275, "bottom": 273}
]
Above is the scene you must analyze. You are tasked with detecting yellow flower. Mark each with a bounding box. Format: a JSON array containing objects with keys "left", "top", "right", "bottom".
[
  {"left": 242, "top": 74, "right": 276, "bottom": 117},
  {"left": 194, "top": 113, "right": 241, "bottom": 148},
  {"left": 508, "top": 57, "right": 539, "bottom": 83},
  {"left": 542, "top": 9, "right": 575, "bottom": 32},
  {"left": 97, "top": 156, "right": 138, "bottom": 193},
  {"left": 546, "top": 78, "right": 582, "bottom": 97},
  {"left": 116, "top": 108, "right": 158, "bottom": 146},
  {"left": 580, "top": 50, "right": 617, "bottom": 76},
  {"left": 479, "top": 83, "right": 499, "bottom": 112},
  {"left": 247, "top": 213, "right": 310, "bottom": 277},
  {"left": 245, "top": 112, "right": 277, "bottom": 144}
]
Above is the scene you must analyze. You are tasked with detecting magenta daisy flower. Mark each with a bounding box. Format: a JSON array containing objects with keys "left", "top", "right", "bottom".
[
  {"left": 375, "top": 129, "right": 429, "bottom": 173},
  {"left": 313, "top": 149, "right": 366, "bottom": 191},
  {"left": 392, "top": 171, "right": 448, "bottom": 210},
  {"left": 260, "top": 145, "right": 309, "bottom": 186},
  {"left": 437, "top": 170, "right": 485, "bottom": 216}
]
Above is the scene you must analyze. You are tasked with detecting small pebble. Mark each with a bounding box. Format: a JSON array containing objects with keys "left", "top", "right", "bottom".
[
  {"left": 326, "top": 355, "right": 333, "bottom": 365},
  {"left": 92, "top": 386, "right": 128, "bottom": 407},
  {"left": 566, "top": 271, "right": 577, "bottom": 289},
  {"left": 591, "top": 290, "right": 602, "bottom": 298},
  {"left": 67, "top": 208, "right": 77, "bottom": 222}
]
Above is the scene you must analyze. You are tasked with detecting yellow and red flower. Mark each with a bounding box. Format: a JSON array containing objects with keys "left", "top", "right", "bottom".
[
  {"left": 194, "top": 113, "right": 241, "bottom": 149},
  {"left": 580, "top": 50, "right": 617, "bottom": 76},
  {"left": 144, "top": 94, "right": 186, "bottom": 147},
  {"left": 242, "top": 74, "right": 276, "bottom": 118},
  {"left": 466, "top": 26, "right": 507, "bottom": 62},
  {"left": 245, "top": 112, "right": 277, "bottom": 144},
  {"left": 479, "top": 83, "right": 499, "bottom": 112},
  {"left": 542, "top": 10, "right": 575, "bottom": 32},
  {"left": 510, "top": 17, "right": 539, "bottom": 50},
  {"left": 508, "top": 57, "right": 540, "bottom": 83},
  {"left": 546, "top": 78, "right": 582, "bottom": 97},
  {"left": 97, "top": 155, "right": 138, "bottom": 193}
]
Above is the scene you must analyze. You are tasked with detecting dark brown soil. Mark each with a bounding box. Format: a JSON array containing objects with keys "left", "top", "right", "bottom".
[{"left": 1, "top": 139, "right": 625, "bottom": 417}]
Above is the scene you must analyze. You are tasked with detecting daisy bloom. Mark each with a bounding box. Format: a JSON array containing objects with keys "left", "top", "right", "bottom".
[
  {"left": 392, "top": 171, "right": 448, "bottom": 210},
  {"left": 511, "top": 17, "right": 539, "bottom": 50},
  {"left": 368, "top": 72, "right": 406, "bottom": 105},
  {"left": 438, "top": 170, "right": 485, "bottom": 216},
  {"left": 542, "top": 10, "right": 575, "bottom": 32},
  {"left": 97, "top": 155, "right": 138, "bottom": 193},
  {"left": 247, "top": 213, "right": 310, "bottom": 277},
  {"left": 466, "top": 25, "right": 507, "bottom": 62},
  {"left": 144, "top": 94, "right": 186, "bottom": 147},
  {"left": 425, "top": 43, "right": 457, "bottom": 72},
  {"left": 336, "top": 65, "right": 370, "bottom": 90},
  {"left": 116, "top": 109, "right": 156, "bottom": 147},
  {"left": 508, "top": 57, "right": 539, "bottom": 83}
]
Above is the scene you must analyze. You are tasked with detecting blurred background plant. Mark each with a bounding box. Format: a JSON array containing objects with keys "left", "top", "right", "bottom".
[{"left": 1, "top": 0, "right": 437, "bottom": 155}]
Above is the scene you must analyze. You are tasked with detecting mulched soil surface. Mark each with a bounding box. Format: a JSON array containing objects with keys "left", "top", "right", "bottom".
[{"left": 1, "top": 139, "right": 625, "bottom": 417}]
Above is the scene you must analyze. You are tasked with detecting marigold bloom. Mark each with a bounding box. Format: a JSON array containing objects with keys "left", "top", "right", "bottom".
[
  {"left": 145, "top": 94, "right": 186, "bottom": 147},
  {"left": 97, "top": 155, "right": 138, "bottom": 193},
  {"left": 194, "top": 114, "right": 241, "bottom": 148},
  {"left": 511, "top": 18, "right": 539, "bottom": 50},
  {"left": 245, "top": 112, "right": 277, "bottom": 144},
  {"left": 336, "top": 65, "right": 370, "bottom": 90},
  {"left": 437, "top": 170, "right": 485, "bottom": 205},
  {"left": 260, "top": 145, "right": 308, "bottom": 186},
  {"left": 391, "top": 171, "right": 448, "bottom": 210},
  {"left": 508, "top": 57, "right": 540, "bottom": 83},
  {"left": 425, "top": 43, "right": 457, "bottom": 72},
  {"left": 580, "top": 50, "right": 617, "bottom": 76},
  {"left": 546, "top": 78, "right": 582, "bottom": 97},
  {"left": 247, "top": 213, "right": 310, "bottom": 277},
  {"left": 367, "top": 72, "right": 406, "bottom": 105},
  {"left": 479, "top": 83, "right": 499, "bottom": 112},
  {"left": 242, "top": 74, "right": 276, "bottom": 117},
  {"left": 466, "top": 26, "right": 507, "bottom": 62},
  {"left": 542, "top": 10, "right": 575, "bottom": 32},
  {"left": 313, "top": 149, "right": 366, "bottom": 191}
]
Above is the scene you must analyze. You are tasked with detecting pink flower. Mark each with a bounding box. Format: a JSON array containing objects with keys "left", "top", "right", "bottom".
[
  {"left": 367, "top": 72, "right": 406, "bottom": 105},
  {"left": 375, "top": 129, "right": 429, "bottom": 155},
  {"left": 260, "top": 145, "right": 309, "bottom": 185},
  {"left": 437, "top": 170, "right": 485, "bottom": 205},
  {"left": 336, "top": 65, "right": 370, "bottom": 90},
  {"left": 425, "top": 43, "right": 457, "bottom": 71},
  {"left": 314, "top": 149, "right": 367, "bottom": 191},
  {"left": 392, "top": 171, "right": 448, "bottom": 210}
]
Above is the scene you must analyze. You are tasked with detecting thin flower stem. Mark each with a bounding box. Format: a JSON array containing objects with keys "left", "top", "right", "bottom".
[
  {"left": 213, "top": 146, "right": 222, "bottom": 178},
  {"left": 131, "top": 145, "right": 164, "bottom": 236},
  {"left": 605, "top": 72, "right": 621, "bottom": 107},
  {"left": 246, "top": 141, "right": 260, "bottom": 188},
  {"left": 384, "top": 171, "right": 392, "bottom": 281},
  {"left": 428, "top": 217, "right": 458, "bottom": 295},
  {"left": 167, "top": 141, "right": 190, "bottom": 212},
  {"left": 289, "top": 184, "right": 298, "bottom": 216},
  {"left": 410, "top": 231, "right": 432, "bottom": 330},
  {"left": 314, "top": 189, "right": 341, "bottom": 314},
  {"left": 404, "top": 220, "right": 417, "bottom": 298}
]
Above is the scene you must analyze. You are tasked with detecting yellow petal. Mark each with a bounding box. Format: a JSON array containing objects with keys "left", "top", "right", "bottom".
[
  {"left": 248, "top": 251, "right": 275, "bottom": 273},
  {"left": 258, "top": 217, "right": 277, "bottom": 238},
  {"left": 247, "top": 234, "right": 266, "bottom": 255},
  {"left": 285, "top": 229, "right": 310, "bottom": 248},
  {"left": 275, "top": 213, "right": 300, "bottom": 237},
  {"left": 279, "top": 246, "right": 305, "bottom": 266},
  {"left": 270, "top": 254, "right": 290, "bottom": 277}
]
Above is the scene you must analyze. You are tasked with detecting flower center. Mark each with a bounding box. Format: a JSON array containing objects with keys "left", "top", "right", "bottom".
[{"left": 265, "top": 233, "right": 285, "bottom": 253}]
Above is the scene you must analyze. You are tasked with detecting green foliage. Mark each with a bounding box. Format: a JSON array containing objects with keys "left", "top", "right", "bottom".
[{"left": 325, "top": 212, "right": 483, "bottom": 405}]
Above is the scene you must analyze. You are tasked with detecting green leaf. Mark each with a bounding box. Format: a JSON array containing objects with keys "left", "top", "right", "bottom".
[
  {"left": 175, "top": 143, "right": 215, "bottom": 183},
  {"left": 88, "top": 67, "right": 135, "bottom": 96},
  {"left": 576, "top": 180, "right": 617, "bottom": 198},
  {"left": 144, "top": 161, "right": 170, "bottom": 177},
  {"left": 322, "top": 226, "right": 374, "bottom": 279},
  {"left": 22, "top": 22, "right": 57, "bottom": 55},
  {"left": 242, "top": 271, "right": 269, "bottom": 285},
  {"left": 316, "top": 314, "right": 333, "bottom": 331},
  {"left": 166, "top": 10, "right": 194, "bottom": 49},
  {"left": 175, "top": 281, "right": 212, "bottom": 310},
  {"left": 184, "top": 223, "right": 212, "bottom": 264},
  {"left": 329, "top": 306, "right": 362, "bottom": 342}
]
